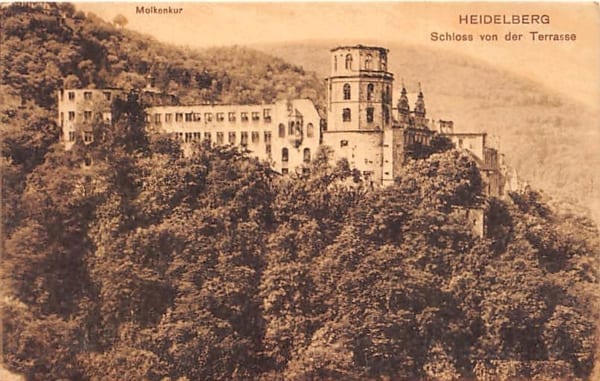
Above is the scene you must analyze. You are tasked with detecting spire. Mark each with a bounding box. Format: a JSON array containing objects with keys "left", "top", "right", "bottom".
[
  {"left": 414, "top": 82, "right": 426, "bottom": 118},
  {"left": 397, "top": 81, "right": 410, "bottom": 118}
]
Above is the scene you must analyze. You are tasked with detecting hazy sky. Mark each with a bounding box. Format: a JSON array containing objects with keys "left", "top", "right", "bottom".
[{"left": 76, "top": 2, "right": 600, "bottom": 109}]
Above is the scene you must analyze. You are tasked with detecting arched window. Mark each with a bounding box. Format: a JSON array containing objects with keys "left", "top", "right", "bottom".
[
  {"left": 282, "top": 148, "right": 289, "bottom": 162},
  {"left": 345, "top": 54, "right": 353, "bottom": 70},
  {"left": 278, "top": 123, "right": 285, "bottom": 138},
  {"left": 385, "top": 85, "right": 391, "bottom": 103},
  {"left": 367, "top": 83, "right": 374, "bottom": 101},
  {"left": 342, "top": 108, "right": 351, "bottom": 122},
  {"left": 365, "top": 54, "right": 372, "bottom": 70},
  {"left": 306, "top": 123, "right": 314, "bottom": 138},
  {"left": 289, "top": 121, "right": 295, "bottom": 135},
  {"left": 303, "top": 148, "right": 311, "bottom": 163},
  {"left": 343, "top": 83, "right": 351, "bottom": 100}
]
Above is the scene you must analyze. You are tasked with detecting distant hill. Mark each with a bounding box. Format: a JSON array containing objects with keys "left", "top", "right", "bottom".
[{"left": 254, "top": 40, "right": 600, "bottom": 220}]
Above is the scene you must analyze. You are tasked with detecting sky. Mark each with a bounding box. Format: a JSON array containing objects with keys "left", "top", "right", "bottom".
[{"left": 76, "top": 2, "right": 600, "bottom": 109}]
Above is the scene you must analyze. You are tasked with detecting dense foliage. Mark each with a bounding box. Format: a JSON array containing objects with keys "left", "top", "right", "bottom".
[
  {"left": 2, "top": 94, "right": 599, "bottom": 379},
  {"left": 1, "top": 3, "right": 598, "bottom": 380}
]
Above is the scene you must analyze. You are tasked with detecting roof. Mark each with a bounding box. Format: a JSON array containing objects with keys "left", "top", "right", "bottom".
[{"left": 330, "top": 45, "right": 388, "bottom": 53}]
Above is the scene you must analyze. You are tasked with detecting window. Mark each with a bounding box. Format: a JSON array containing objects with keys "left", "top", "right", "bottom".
[
  {"left": 216, "top": 112, "right": 224, "bottom": 122},
  {"left": 264, "top": 131, "right": 272, "bottom": 143},
  {"left": 193, "top": 113, "right": 201, "bottom": 122},
  {"left": 385, "top": 85, "right": 391, "bottom": 103},
  {"left": 282, "top": 148, "right": 289, "bottom": 162},
  {"left": 263, "top": 109, "right": 271, "bottom": 122},
  {"left": 204, "top": 113, "right": 213, "bottom": 122},
  {"left": 241, "top": 132, "right": 248, "bottom": 146},
  {"left": 334, "top": 55, "right": 337, "bottom": 70},
  {"left": 251, "top": 131, "right": 259, "bottom": 143},
  {"left": 204, "top": 132, "right": 211, "bottom": 141},
  {"left": 84, "top": 111, "right": 92, "bottom": 121},
  {"left": 193, "top": 132, "right": 201, "bottom": 141},
  {"left": 68, "top": 111, "right": 75, "bottom": 121},
  {"left": 366, "top": 107, "right": 374, "bottom": 123},
  {"left": 216, "top": 132, "right": 224, "bottom": 144},
  {"left": 281, "top": 168, "right": 289, "bottom": 175},
  {"left": 383, "top": 107, "right": 390, "bottom": 124},
  {"left": 154, "top": 113, "right": 161, "bottom": 123},
  {"left": 165, "top": 113, "right": 172, "bottom": 123},
  {"left": 340, "top": 139, "right": 349, "bottom": 147},
  {"left": 345, "top": 53, "right": 353, "bottom": 69},
  {"left": 252, "top": 111, "right": 260, "bottom": 121},
  {"left": 83, "top": 131, "right": 93, "bottom": 143},
  {"left": 342, "top": 108, "right": 351, "bottom": 122},
  {"left": 306, "top": 123, "right": 314, "bottom": 138},
  {"left": 84, "top": 91, "right": 92, "bottom": 100},
  {"left": 68, "top": 131, "right": 76, "bottom": 142},
  {"left": 367, "top": 83, "right": 374, "bottom": 101},
  {"left": 185, "top": 132, "right": 193, "bottom": 143},
  {"left": 68, "top": 91, "right": 75, "bottom": 101},
  {"left": 176, "top": 113, "right": 183, "bottom": 122},
  {"left": 103, "top": 112, "right": 111, "bottom": 123},
  {"left": 365, "top": 54, "right": 372, "bottom": 70},
  {"left": 343, "top": 83, "right": 351, "bottom": 100},
  {"left": 241, "top": 112, "right": 249, "bottom": 122},
  {"left": 381, "top": 53, "right": 387, "bottom": 70},
  {"left": 228, "top": 112, "right": 236, "bottom": 122},
  {"left": 303, "top": 148, "right": 311, "bottom": 163},
  {"left": 288, "top": 121, "right": 295, "bottom": 135},
  {"left": 185, "top": 113, "right": 193, "bottom": 122},
  {"left": 278, "top": 123, "right": 285, "bottom": 138},
  {"left": 228, "top": 132, "right": 236, "bottom": 144},
  {"left": 103, "top": 91, "right": 111, "bottom": 101},
  {"left": 266, "top": 144, "right": 272, "bottom": 155},
  {"left": 60, "top": 112, "right": 64, "bottom": 127}
]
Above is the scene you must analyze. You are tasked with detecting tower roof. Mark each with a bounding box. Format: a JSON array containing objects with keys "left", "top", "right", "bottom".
[{"left": 330, "top": 44, "right": 388, "bottom": 53}]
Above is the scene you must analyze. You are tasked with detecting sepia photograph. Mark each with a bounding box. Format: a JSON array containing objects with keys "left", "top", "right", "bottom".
[{"left": 1, "top": 1, "right": 599, "bottom": 380}]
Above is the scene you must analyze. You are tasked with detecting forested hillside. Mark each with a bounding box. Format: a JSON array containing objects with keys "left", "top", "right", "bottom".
[
  {"left": 1, "top": 3, "right": 599, "bottom": 381},
  {"left": 256, "top": 41, "right": 600, "bottom": 221}
]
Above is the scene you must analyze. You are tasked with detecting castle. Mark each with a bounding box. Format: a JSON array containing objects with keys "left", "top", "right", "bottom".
[{"left": 57, "top": 44, "right": 505, "bottom": 198}]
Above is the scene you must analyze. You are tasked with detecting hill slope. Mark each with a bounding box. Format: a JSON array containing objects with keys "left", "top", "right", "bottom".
[{"left": 255, "top": 40, "right": 600, "bottom": 219}]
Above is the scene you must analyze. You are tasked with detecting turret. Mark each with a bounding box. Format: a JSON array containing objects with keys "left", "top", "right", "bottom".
[
  {"left": 397, "top": 85, "right": 410, "bottom": 122},
  {"left": 414, "top": 84, "right": 426, "bottom": 118}
]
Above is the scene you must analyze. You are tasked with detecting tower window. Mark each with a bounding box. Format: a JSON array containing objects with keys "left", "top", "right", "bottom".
[
  {"left": 306, "top": 123, "right": 314, "bottom": 138},
  {"left": 367, "top": 83, "right": 374, "bottom": 101},
  {"left": 278, "top": 123, "right": 286, "bottom": 138},
  {"left": 366, "top": 107, "right": 374, "bottom": 123},
  {"left": 343, "top": 83, "right": 351, "bottom": 100},
  {"left": 365, "top": 54, "right": 372, "bottom": 70},
  {"left": 345, "top": 54, "right": 353, "bottom": 70},
  {"left": 303, "top": 148, "right": 311, "bottom": 163},
  {"left": 282, "top": 148, "right": 289, "bottom": 162},
  {"left": 342, "top": 108, "right": 351, "bottom": 122}
]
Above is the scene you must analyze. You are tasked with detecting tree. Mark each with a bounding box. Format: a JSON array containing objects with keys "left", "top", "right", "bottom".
[{"left": 112, "top": 14, "right": 128, "bottom": 28}]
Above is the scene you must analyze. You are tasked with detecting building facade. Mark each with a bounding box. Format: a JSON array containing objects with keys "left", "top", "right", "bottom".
[{"left": 145, "top": 99, "right": 321, "bottom": 174}]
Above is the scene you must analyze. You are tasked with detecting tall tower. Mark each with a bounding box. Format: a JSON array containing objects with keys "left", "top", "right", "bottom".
[
  {"left": 326, "top": 45, "right": 394, "bottom": 132},
  {"left": 323, "top": 45, "right": 395, "bottom": 186}
]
